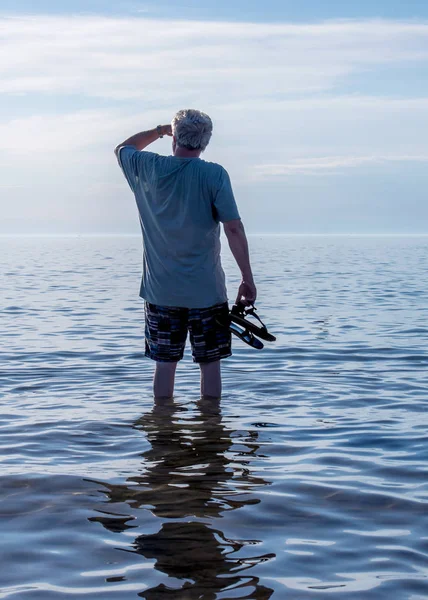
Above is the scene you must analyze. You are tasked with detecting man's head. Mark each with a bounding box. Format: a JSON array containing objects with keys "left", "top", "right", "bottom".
[{"left": 171, "top": 109, "right": 213, "bottom": 155}]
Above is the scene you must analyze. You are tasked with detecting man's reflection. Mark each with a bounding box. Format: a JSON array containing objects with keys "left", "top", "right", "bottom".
[{"left": 90, "top": 398, "right": 274, "bottom": 598}]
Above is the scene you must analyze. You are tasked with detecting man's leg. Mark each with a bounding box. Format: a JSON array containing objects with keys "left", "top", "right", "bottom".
[
  {"left": 189, "top": 302, "right": 231, "bottom": 400},
  {"left": 199, "top": 360, "right": 221, "bottom": 400},
  {"left": 145, "top": 302, "right": 187, "bottom": 399},
  {"left": 154, "top": 361, "right": 178, "bottom": 400}
]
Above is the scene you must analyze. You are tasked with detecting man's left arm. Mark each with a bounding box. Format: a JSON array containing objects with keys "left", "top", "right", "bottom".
[{"left": 114, "top": 124, "right": 172, "bottom": 156}]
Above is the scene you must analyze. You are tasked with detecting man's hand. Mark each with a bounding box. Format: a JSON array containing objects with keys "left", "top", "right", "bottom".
[
  {"left": 161, "top": 124, "right": 173, "bottom": 137},
  {"left": 236, "top": 279, "right": 257, "bottom": 306}
]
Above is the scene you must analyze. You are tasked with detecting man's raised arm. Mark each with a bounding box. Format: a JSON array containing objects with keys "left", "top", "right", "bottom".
[{"left": 114, "top": 124, "right": 172, "bottom": 156}]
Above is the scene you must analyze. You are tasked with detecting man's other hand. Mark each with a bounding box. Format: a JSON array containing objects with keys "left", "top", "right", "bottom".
[{"left": 236, "top": 279, "right": 257, "bottom": 306}]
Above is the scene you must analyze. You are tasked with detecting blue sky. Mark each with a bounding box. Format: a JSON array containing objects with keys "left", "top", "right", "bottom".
[
  {"left": 1, "top": 1, "right": 428, "bottom": 233},
  {"left": 3, "top": 0, "right": 428, "bottom": 21}
]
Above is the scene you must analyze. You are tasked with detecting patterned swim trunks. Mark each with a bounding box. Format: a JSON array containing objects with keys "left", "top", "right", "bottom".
[{"left": 144, "top": 301, "right": 232, "bottom": 363}]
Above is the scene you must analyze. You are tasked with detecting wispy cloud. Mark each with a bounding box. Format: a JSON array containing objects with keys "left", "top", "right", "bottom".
[
  {"left": 3, "top": 14, "right": 428, "bottom": 168},
  {"left": 0, "top": 184, "right": 27, "bottom": 188},
  {"left": 0, "top": 109, "right": 138, "bottom": 155},
  {"left": 1, "top": 13, "right": 428, "bottom": 232},
  {"left": 253, "top": 154, "right": 428, "bottom": 178},
  {"left": 1, "top": 15, "right": 428, "bottom": 101}
]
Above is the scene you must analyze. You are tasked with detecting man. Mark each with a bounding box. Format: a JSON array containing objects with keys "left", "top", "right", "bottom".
[{"left": 114, "top": 109, "right": 256, "bottom": 401}]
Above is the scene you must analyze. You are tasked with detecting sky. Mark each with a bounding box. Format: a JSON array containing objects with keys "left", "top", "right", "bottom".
[{"left": 1, "top": 0, "right": 428, "bottom": 234}]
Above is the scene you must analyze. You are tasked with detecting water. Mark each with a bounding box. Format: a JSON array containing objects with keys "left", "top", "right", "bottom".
[{"left": 1, "top": 234, "right": 427, "bottom": 599}]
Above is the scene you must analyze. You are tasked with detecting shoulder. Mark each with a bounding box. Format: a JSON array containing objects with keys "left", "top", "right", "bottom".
[
  {"left": 198, "top": 159, "right": 229, "bottom": 181},
  {"left": 199, "top": 158, "right": 226, "bottom": 171},
  {"left": 116, "top": 146, "right": 159, "bottom": 166},
  {"left": 137, "top": 150, "right": 161, "bottom": 162}
]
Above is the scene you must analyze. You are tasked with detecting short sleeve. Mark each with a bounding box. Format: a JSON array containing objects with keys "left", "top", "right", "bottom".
[
  {"left": 116, "top": 146, "right": 157, "bottom": 193},
  {"left": 212, "top": 167, "right": 241, "bottom": 223}
]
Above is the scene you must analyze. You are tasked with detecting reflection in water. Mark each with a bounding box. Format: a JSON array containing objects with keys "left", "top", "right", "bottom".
[{"left": 89, "top": 399, "right": 275, "bottom": 598}]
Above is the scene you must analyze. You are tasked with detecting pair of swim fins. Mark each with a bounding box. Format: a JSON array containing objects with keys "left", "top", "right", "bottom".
[{"left": 223, "top": 302, "right": 276, "bottom": 350}]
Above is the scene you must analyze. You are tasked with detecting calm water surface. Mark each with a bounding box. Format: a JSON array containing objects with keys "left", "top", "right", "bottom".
[{"left": 1, "top": 234, "right": 427, "bottom": 599}]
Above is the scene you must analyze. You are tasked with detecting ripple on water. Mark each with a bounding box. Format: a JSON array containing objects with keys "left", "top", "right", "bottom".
[{"left": 0, "top": 234, "right": 427, "bottom": 598}]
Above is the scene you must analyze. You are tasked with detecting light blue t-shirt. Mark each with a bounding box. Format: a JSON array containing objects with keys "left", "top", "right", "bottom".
[{"left": 117, "top": 146, "right": 240, "bottom": 308}]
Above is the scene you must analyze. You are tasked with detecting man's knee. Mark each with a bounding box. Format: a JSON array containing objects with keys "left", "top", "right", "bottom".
[
  {"left": 155, "top": 361, "right": 178, "bottom": 372},
  {"left": 199, "top": 360, "right": 221, "bottom": 371}
]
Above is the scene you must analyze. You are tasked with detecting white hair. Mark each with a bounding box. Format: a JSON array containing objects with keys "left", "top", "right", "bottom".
[{"left": 171, "top": 109, "right": 213, "bottom": 152}]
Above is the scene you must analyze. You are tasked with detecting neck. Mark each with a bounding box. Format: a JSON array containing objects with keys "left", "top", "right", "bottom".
[{"left": 173, "top": 146, "right": 201, "bottom": 159}]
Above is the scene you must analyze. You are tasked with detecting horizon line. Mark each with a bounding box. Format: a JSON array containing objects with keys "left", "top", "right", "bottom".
[{"left": 1, "top": 232, "right": 428, "bottom": 238}]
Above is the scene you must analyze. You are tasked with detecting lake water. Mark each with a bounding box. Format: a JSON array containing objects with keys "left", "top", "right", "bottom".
[{"left": 1, "top": 234, "right": 427, "bottom": 599}]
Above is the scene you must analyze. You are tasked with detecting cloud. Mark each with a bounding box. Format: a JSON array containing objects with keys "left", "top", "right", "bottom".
[
  {"left": 1, "top": 13, "right": 428, "bottom": 232},
  {"left": 253, "top": 154, "right": 428, "bottom": 178},
  {"left": 0, "top": 184, "right": 27, "bottom": 188},
  {"left": 1, "top": 15, "right": 428, "bottom": 102},
  {"left": 2, "top": 94, "right": 428, "bottom": 159},
  {"left": 0, "top": 109, "right": 138, "bottom": 155}
]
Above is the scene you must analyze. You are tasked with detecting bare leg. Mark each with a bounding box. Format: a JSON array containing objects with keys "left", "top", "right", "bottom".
[
  {"left": 199, "top": 360, "right": 221, "bottom": 400},
  {"left": 153, "top": 361, "right": 178, "bottom": 400}
]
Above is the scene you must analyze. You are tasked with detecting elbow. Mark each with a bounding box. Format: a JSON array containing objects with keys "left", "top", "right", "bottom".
[
  {"left": 114, "top": 144, "right": 125, "bottom": 158},
  {"left": 224, "top": 219, "right": 244, "bottom": 237}
]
